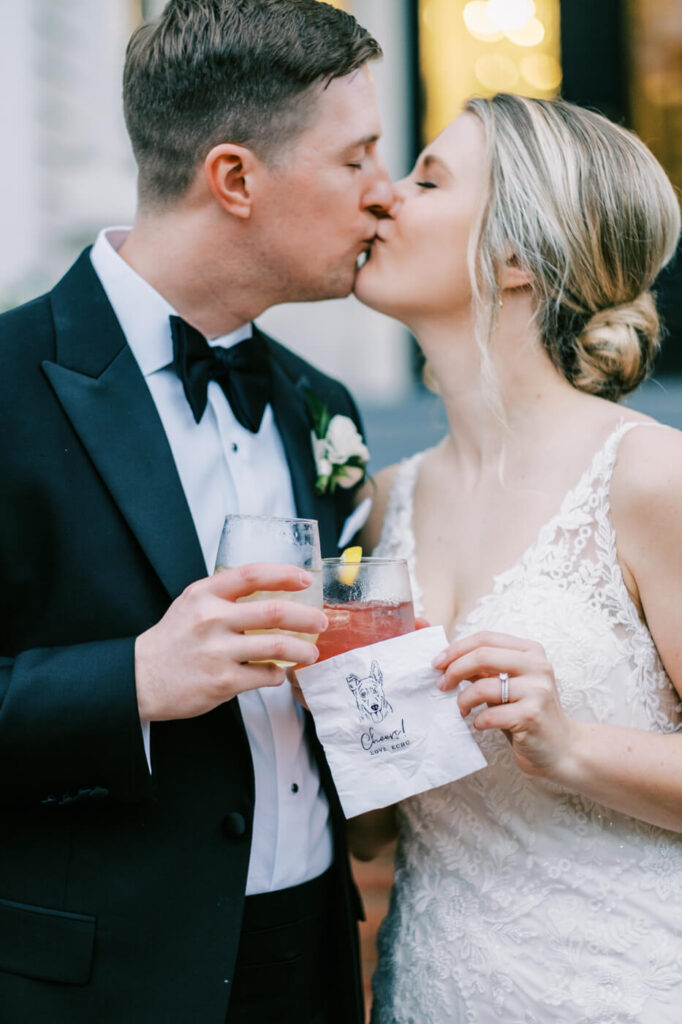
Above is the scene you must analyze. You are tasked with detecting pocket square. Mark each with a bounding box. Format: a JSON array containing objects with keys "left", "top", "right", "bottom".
[{"left": 337, "top": 497, "right": 373, "bottom": 550}]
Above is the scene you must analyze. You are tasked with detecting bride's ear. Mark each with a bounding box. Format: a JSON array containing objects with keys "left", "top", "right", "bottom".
[{"left": 499, "top": 252, "right": 532, "bottom": 291}]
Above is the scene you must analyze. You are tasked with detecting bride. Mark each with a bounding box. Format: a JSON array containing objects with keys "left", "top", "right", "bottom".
[{"left": 352, "top": 93, "right": 682, "bottom": 1023}]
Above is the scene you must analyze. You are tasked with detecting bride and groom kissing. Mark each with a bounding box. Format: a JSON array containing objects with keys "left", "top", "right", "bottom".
[{"left": 1, "top": 1, "right": 681, "bottom": 1022}]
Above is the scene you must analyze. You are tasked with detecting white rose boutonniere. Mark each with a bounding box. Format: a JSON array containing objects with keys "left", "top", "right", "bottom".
[{"left": 306, "top": 390, "right": 370, "bottom": 495}]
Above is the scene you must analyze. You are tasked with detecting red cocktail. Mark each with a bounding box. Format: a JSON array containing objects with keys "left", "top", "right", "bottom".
[
  {"left": 318, "top": 600, "right": 415, "bottom": 661},
  {"left": 317, "top": 558, "right": 415, "bottom": 662}
]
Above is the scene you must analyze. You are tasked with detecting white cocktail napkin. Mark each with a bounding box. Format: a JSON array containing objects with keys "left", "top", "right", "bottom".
[{"left": 296, "top": 626, "right": 487, "bottom": 818}]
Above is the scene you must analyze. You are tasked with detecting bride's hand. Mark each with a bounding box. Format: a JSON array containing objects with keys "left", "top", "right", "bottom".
[{"left": 433, "top": 630, "right": 577, "bottom": 778}]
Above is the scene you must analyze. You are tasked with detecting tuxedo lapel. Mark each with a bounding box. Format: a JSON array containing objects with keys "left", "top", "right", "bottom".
[
  {"left": 42, "top": 250, "right": 206, "bottom": 599},
  {"left": 262, "top": 332, "right": 338, "bottom": 554}
]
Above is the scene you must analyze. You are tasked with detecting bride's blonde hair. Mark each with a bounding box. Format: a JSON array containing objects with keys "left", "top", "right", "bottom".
[{"left": 463, "top": 93, "right": 680, "bottom": 401}]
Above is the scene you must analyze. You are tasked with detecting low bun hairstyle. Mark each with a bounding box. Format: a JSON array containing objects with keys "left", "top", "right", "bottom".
[
  {"left": 465, "top": 94, "right": 681, "bottom": 400},
  {"left": 571, "top": 292, "right": 659, "bottom": 401}
]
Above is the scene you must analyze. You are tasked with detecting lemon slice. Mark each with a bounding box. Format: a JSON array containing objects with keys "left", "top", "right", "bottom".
[{"left": 338, "top": 545, "right": 362, "bottom": 586}]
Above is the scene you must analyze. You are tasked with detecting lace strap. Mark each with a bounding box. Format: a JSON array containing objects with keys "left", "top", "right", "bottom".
[
  {"left": 474, "top": 419, "right": 669, "bottom": 600},
  {"left": 593, "top": 419, "right": 667, "bottom": 500},
  {"left": 373, "top": 451, "right": 426, "bottom": 614},
  {"left": 380, "top": 451, "right": 424, "bottom": 540},
  {"left": 527, "top": 419, "right": 668, "bottom": 588}
]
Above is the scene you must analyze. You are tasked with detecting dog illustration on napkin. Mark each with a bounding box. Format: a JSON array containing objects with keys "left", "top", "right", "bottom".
[{"left": 347, "top": 660, "right": 393, "bottom": 724}]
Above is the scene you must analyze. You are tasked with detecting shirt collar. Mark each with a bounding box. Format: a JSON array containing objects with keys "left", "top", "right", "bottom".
[{"left": 89, "top": 227, "right": 252, "bottom": 377}]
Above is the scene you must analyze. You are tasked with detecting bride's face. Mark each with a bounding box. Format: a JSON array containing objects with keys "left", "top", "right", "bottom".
[{"left": 355, "top": 112, "right": 488, "bottom": 325}]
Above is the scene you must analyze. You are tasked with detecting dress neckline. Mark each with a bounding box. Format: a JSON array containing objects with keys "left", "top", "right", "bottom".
[{"left": 401, "top": 418, "right": 647, "bottom": 636}]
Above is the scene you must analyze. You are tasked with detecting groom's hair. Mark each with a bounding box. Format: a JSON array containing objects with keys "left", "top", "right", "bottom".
[{"left": 123, "top": 0, "right": 381, "bottom": 208}]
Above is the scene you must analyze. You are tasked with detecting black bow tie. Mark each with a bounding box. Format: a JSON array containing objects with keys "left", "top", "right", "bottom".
[{"left": 170, "top": 315, "right": 271, "bottom": 432}]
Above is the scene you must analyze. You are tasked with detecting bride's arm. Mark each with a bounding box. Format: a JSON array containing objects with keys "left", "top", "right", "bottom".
[
  {"left": 561, "top": 422, "right": 682, "bottom": 829},
  {"left": 612, "top": 424, "right": 682, "bottom": 700},
  {"left": 438, "top": 425, "right": 682, "bottom": 833},
  {"left": 347, "top": 806, "right": 399, "bottom": 861}
]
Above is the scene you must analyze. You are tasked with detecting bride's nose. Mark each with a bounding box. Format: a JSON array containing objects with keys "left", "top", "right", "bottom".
[{"left": 385, "top": 179, "right": 408, "bottom": 219}]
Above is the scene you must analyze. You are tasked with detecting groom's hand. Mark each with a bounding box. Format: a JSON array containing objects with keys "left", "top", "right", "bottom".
[{"left": 134, "top": 564, "right": 327, "bottom": 721}]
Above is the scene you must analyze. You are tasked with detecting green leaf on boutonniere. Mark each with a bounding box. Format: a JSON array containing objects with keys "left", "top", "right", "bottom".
[{"left": 305, "top": 388, "right": 331, "bottom": 439}]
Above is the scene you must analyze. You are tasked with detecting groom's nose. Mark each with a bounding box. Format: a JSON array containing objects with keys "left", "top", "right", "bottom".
[{"left": 362, "top": 156, "right": 397, "bottom": 220}]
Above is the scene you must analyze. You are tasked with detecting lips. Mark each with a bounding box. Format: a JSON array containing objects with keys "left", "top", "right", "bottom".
[{"left": 355, "top": 235, "right": 377, "bottom": 270}]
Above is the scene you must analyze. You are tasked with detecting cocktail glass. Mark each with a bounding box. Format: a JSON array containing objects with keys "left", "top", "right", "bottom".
[
  {"left": 317, "top": 557, "right": 416, "bottom": 662},
  {"left": 214, "top": 514, "right": 322, "bottom": 666}
]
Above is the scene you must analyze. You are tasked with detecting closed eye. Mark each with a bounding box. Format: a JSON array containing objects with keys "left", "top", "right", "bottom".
[
  {"left": 417, "top": 181, "right": 437, "bottom": 189},
  {"left": 347, "top": 163, "right": 362, "bottom": 170}
]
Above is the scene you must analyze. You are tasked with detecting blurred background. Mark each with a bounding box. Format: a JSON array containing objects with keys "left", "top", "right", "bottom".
[{"left": 1, "top": 0, "right": 680, "bottom": 1015}]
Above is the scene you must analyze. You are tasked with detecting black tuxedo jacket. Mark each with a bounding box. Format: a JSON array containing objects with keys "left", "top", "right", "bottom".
[{"left": 0, "top": 250, "right": 365, "bottom": 1023}]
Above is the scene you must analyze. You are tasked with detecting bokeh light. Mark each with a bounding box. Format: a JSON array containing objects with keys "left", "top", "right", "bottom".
[
  {"left": 420, "top": 0, "right": 561, "bottom": 142},
  {"left": 463, "top": 2, "right": 505, "bottom": 41},
  {"left": 506, "top": 17, "right": 546, "bottom": 46},
  {"left": 487, "top": 0, "right": 536, "bottom": 33},
  {"left": 521, "top": 52, "right": 563, "bottom": 90},
  {"left": 475, "top": 53, "right": 520, "bottom": 90}
]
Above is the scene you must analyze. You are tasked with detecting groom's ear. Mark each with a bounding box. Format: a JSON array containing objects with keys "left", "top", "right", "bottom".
[{"left": 203, "top": 143, "right": 258, "bottom": 219}]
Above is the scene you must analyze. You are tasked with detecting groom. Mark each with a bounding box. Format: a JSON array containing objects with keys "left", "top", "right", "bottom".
[{"left": 0, "top": 2, "right": 393, "bottom": 1021}]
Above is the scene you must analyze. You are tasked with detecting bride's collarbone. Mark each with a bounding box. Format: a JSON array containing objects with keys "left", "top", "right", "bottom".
[
  {"left": 411, "top": 409, "right": 649, "bottom": 627},
  {"left": 411, "top": 481, "right": 575, "bottom": 629}
]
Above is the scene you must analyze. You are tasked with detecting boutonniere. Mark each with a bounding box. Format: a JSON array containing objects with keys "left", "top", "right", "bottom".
[{"left": 306, "top": 389, "right": 370, "bottom": 495}]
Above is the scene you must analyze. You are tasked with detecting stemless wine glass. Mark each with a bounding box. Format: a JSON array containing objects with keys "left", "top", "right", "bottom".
[
  {"left": 317, "top": 557, "right": 416, "bottom": 662},
  {"left": 214, "top": 514, "right": 323, "bottom": 667}
]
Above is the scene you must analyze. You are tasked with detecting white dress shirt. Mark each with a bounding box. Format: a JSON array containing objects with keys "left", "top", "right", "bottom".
[{"left": 90, "top": 227, "right": 333, "bottom": 894}]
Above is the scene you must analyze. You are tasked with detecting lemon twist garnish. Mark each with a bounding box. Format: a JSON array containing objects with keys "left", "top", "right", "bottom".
[{"left": 338, "top": 545, "right": 362, "bottom": 586}]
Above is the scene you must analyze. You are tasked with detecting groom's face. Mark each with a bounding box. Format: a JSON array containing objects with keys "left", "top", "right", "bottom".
[{"left": 254, "top": 66, "right": 393, "bottom": 301}]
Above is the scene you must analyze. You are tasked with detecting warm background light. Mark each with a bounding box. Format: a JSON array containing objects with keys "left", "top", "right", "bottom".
[
  {"left": 420, "top": 0, "right": 562, "bottom": 142},
  {"left": 475, "top": 53, "right": 519, "bottom": 91},
  {"left": 463, "top": 1, "right": 505, "bottom": 40},
  {"left": 629, "top": 0, "right": 682, "bottom": 193},
  {"left": 486, "top": 0, "right": 536, "bottom": 33},
  {"left": 521, "top": 51, "right": 562, "bottom": 90},
  {"left": 507, "top": 17, "right": 545, "bottom": 46}
]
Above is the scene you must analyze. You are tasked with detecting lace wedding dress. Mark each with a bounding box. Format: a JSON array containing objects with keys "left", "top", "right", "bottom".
[{"left": 370, "top": 422, "right": 682, "bottom": 1024}]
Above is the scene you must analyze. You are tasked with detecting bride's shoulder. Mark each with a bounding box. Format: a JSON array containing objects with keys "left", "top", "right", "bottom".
[
  {"left": 608, "top": 412, "right": 682, "bottom": 631},
  {"left": 610, "top": 413, "right": 682, "bottom": 549},
  {"left": 612, "top": 414, "right": 682, "bottom": 495}
]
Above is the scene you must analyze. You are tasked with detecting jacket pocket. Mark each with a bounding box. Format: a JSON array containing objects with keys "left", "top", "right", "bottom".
[{"left": 0, "top": 897, "right": 95, "bottom": 985}]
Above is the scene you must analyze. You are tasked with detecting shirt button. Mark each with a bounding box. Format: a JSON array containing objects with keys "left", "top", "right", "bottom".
[
  {"left": 290, "top": 783, "right": 299, "bottom": 794},
  {"left": 231, "top": 442, "right": 239, "bottom": 452},
  {"left": 221, "top": 812, "right": 248, "bottom": 839}
]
